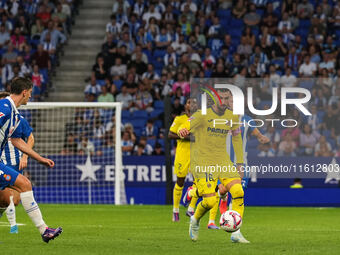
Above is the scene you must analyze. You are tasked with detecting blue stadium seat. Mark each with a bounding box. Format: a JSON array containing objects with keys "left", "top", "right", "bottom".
[
  {"left": 154, "top": 100, "right": 164, "bottom": 110},
  {"left": 130, "top": 119, "right": 147, "bottom": 129},
  {"left": 132, "top": 110, "right": 148, "bottom": 120},
  {"left": 230, "top": 18, "right": 244, "bottom": 28},
  {"left": 217, "top": 9, "right": 231, "bottom": 19},
  {"left": 154, "top": 120, "right": 163, "bottom": 129},
  {"left": 298, "top": 19, "right": 311, "bottom": 29},
  {"left": 317, "top": 111, "right": 325, "bottom": 120},
  {"left": 149, "top": 109, "right": 163, "bottom": 119},
  {"left": 147, "top": 139, "right": 156, "bottom": 148},
  {"left": 157, "top": 139, "right": 165, "bottom": 148},
  {"left": 299, "top": 80, "right": 314, "bottom": 90},
  {"left": 272, "top": 59, "right": 284, "bottom": 70},
  {"left": 134, "top": 127, "right": 142, "bottom": 137},
  {"left": 328, "top": 139, "right": 336, "bottom": 150},
  {"left": 257, "top": 101, "right": 273, "bottom": 110},
  {"left": 154, "top": 49, "right": 166, "bottom": 59},
  {"left": 122, "top": 110, "right": 131, "bottom": 118},
  {"left": 113, "top": 79, "right": 123, "bottom": 91},
  {"left": 322, "top": 130, "right": 332, "bottom": 139}
]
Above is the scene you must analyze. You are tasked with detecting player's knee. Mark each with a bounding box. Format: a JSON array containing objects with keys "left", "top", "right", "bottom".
[
  {"left": 229, "top": 183, "right": 244, "bottom": 199},
  {"left": 13, "top": 194, "right": 20, "bottom": 206},
  {"left": 0, "top": 200, "right": 9, "bottom": 207},
  {"left": 15, "top": 175, "right": 32, "bottom": 192},
  {"left": 176, "top": 177, "right": 185, "bottom": 187},
  {"left": 203, "top": 196, "right": 217, "bottom": 209}
]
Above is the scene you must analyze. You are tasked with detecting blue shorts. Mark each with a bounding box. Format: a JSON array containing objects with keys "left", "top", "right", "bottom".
[{"left": 0, "top": 163, "right": 20, "bottom": 190}]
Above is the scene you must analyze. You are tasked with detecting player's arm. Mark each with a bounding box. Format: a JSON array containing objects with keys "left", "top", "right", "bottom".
[
  {"left": 168, "top": 116, "right": 181, "bottom": 139},
  {"left": 251, "top": 128, "right": 270, "bottom": 144},
  {"left": 19, "top": 133, "right": 34, "bottom": 170},
  {"left": 231, "top": 115, "right": 244, "bottom": 177},
  {"left": 11, "top": 138, "right": 54, "bottom": 168},
  {"left": 177, "top": 111, "right": 202, "bottom": 138}
]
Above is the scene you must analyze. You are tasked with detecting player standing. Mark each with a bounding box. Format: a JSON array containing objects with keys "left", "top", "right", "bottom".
[
  {"left": 0, "top": 91, "right": 34, "bottom": 233},
  {"left": 178, "top": 89, "right": 245, "bottom": 242},
  {"left": 0, "top": 77, "right": 62, "bottom": 242},
  {"left": 168, "top": 98, "right": 198, "bottom": 221}
]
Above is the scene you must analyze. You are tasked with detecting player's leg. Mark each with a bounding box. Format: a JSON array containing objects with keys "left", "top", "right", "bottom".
[
  {"left": 186, "top": 181, "right": 198, "bottom": 217},
  {"left": 173, "top": 176, "right": 184, "bottom": 221},
  {"left": 5, "top": 189, "right": 20, "bottom": 233},
  {"left": 189, "top": 178, "right": 217, "bottom": 241},
  {"left": 1, "top": 164, "right": 62, "bottom": 242},
  {"left": 172, "top": 159, "right": 190, "bottom": 221},
  {"left": 222, "top": 178, "right": 249, "bottom": 243},
  {"left": 207, "top": 193, "right": 220, "bottom": 229},
  {"left": 0, "top": 188, "right": 12, "bottom": 217}
]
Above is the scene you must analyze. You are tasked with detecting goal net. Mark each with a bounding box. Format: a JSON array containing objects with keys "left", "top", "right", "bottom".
[{"left": 19, "top": 102, "right": 126, "bottom": 205}]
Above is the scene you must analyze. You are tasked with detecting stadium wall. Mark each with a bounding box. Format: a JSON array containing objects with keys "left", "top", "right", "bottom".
[{"left": 30, "top": 156, "right": 340, "bottom": 206}]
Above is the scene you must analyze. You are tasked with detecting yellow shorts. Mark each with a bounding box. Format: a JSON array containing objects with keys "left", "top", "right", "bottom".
[
  {"left": 174, "top": 158, "right": 190, "bottom": 178},
  {"left": 195, "top": 176, "right": 242, "bottom": 196}
]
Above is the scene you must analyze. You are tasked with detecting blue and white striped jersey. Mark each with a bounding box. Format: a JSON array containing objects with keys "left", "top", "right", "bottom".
[
  {"left": 1, "top": 115, "right": 32, "bottom": 167},
  {"left": 226, "top": 114, "right": 255, "bottom": 166},
  {"left": 0, "top": 97, "right": 22, "bottom": 154}
]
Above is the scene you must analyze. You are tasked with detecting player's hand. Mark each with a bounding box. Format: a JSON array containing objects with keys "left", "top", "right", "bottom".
[
  {"left": 19, "top": 158, "right": 28, "bottom": 170},
  {"left": 258, "top": 134, "right": 270, "bottom": 144},
  {"left": 40, "top": 158, "right": 55, "bottom": 168},
  {"left": 178, "top": 128, "right": 189, "bottom": 138}
]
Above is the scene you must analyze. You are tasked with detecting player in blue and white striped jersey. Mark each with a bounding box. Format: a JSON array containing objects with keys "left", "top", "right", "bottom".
[
  {"left": 0, "top": 77, "right": 62, "bottom": 243},
  {"left": 0, "top": 92, "right": 34, "bottom": 233}
]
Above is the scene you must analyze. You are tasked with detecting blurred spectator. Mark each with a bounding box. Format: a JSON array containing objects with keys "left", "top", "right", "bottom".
[
  {"left": 315, "top": 135, "right": 333, "bottom": 157},
  {"left": 3, "top": 44, "right": 18, "bottom": 64},
  {"left": 32, "top": 44, "right": 51, "bottom": 72},
  {"left": 142, "top": 119, "right": 158, "bottom": 139},
  {"left": 92, "top": 56, "right": 108, "bottom": 81},
  {"left": 232, "top": 0, "right": 247, "bottom": 18},
  {"left": 244, "top": 3, "right": 261, "bottom": 27},
  {"left": 299, "top": 124, "right": 320, "bottom": 156},
  {"left": 98, "top": 86, "right": 114, "bottom": 102},
  {"left": 77, "top": 136, "right": 95, "bottom": 156},
  {"left": 133, "top": 137, "right": 153, "bottom": 155},
  {"left": 84, "top": 77, "right": 101, "bottom": 100},
  {"left": 278, "top": 134, "right": 296, "bottom": 156},
  {"left": 124, "top": 123, "right": 137, "bottom": 144},
  {"left": 258, "top": 142, "right": 276, "bottom": 157},
  {"left": 152, "top": 143, "right": 164, "bottom": 155},
  {"left": 297, "top": 0, "right": 314, "bottom": 19},
  {"left": 61, "top": 133, "right": 77, "bottom": 155},
  {"left": 31, "top": 64, "right": 44, "bottom": 101},
  {"left": 116, "top": 85, "right": 132, "bottom": 109},
  {"left": 110, "top": 57, "right": 127, "bottom": 78},
  {"left": 121, "top": 131, "right": 134, "bottom": 156},
  {"left": 0, "top": 24, "right": 10, "bottom": 48},
  {"left": 131, "top": 81, "right": 154, "bottom": 112},
  {"left": 299, "top": 55, "right": 317, "bottom": 77},
  {"left": 280, "top": 67, "right": 297, "bottom": 87}
]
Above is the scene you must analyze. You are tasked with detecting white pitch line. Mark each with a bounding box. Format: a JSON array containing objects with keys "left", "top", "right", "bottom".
[{"left": 0, "top": 222, "right": 26, "bottom": 226}]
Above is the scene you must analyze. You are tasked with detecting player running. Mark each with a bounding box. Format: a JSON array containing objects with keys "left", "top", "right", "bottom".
[
  {"left": 0, "top": 91, "right": 34, "bottom": 233},
  {"left": 218, "top": 89, "right": 270, "bottom": 243},
  {"left": 0, "top": 77, "right": 62, "bottom": 243},
  {"left": 168, "top": 98, "right": 198, "bottom": 221},
  {"left": 178, "top": 89, "right": 245, "bottom": 242}
]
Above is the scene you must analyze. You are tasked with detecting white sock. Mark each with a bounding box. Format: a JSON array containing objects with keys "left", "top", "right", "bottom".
[
  {"left": 188, "top": 206, "right": 195, "bottom": 213},
  {"left": 5, "top": 196, "right": 16, "bottom": 227},
  {"left": 208, "top": 220, "right": 215, "bottom": 224},
  {"left": 173, "top": 208, "right": 179, "bottom": 213},
  {"left": 233, "top": 229, "right": 240, "bottom": 235},
  {"left": 20, "top": 191, "right": 47, "bottom": 234},
  {"left": 0, "top": 207, "right": 7, "bottom": 218},
  {"left": 191, "top": 215, "right": 198, "bottom": 223}
]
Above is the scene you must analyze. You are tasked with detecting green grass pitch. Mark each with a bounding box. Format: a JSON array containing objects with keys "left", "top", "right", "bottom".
[{"left": 1, "top": 205, "right": 340, "bottom": 255}]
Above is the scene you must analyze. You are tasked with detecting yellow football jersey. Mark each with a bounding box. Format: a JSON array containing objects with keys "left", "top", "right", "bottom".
[
  {"left": 170, "top": 114, "right": 191, "bottom": 177},
  {"left": 179, "top": 107, "right": 243, "bottom": 179}
]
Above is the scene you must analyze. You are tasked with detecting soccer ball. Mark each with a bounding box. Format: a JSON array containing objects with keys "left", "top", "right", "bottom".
[{"left": 219, "top": 210, "right": 242, "bottom": 232}]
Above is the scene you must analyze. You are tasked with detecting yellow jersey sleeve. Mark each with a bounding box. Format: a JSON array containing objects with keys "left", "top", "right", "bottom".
[{"left": 169, "top": 116, "right": 181, "bottom": 134}]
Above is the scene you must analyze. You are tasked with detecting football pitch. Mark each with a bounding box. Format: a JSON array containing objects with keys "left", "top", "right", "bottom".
[{"left": 1, "top": 205, "right": 340, "bottom": 255}]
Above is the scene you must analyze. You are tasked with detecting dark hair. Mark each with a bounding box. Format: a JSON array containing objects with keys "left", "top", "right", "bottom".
[
  {"left": 0, "top": 91, "right": 10, "bottom": 99},
  {"left": 10, "top": 77, "right": 33, "bottom": 95}
]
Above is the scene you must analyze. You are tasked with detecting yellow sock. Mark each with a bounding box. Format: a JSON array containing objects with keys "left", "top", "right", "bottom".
[
  {"left": 193, "top": 196, "right": 217, "bottom": 221},
  {"left": 209, "top": 195, "right": 219, "bottom": 222},
  {"left": 229, "top": 183, "right": 244, "bottom": 218},
  {"left": 188, "top": 196, "right": 198, "bottom": 210},
  {"left": 173, "top": 183, "right": 183, "bottom": 211}
]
